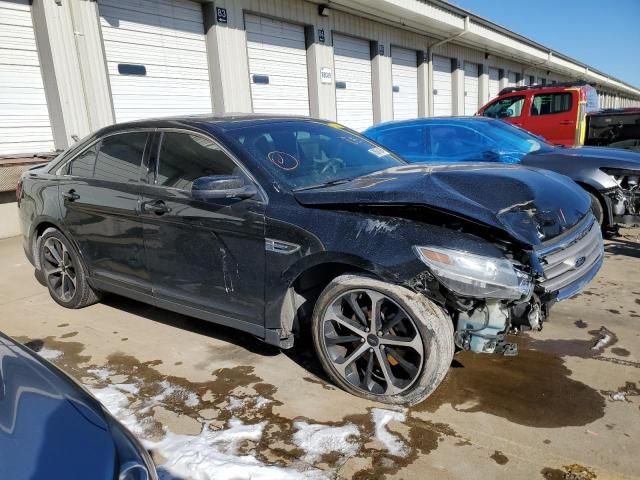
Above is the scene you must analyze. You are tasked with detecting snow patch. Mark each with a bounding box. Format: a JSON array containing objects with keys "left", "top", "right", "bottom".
[
  {"left": 115, "top": 383, "right": 140, "bottom": 395},
  {"left": 38, "top": 348, "right": 63, "bottom": 360},
  {"left": 293, "top": 421, "right": 360, "bottom": 463},
  {"left": 371, "top": 408, "right": 408, "bottom": 456},
  {"left": 148, "top": 420, "right": 325, "bottom": 480},
  {"left": 87, "top": 367, "right": 114, "bottom": 380}
]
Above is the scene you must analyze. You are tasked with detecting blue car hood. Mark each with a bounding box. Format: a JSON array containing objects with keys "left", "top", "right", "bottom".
[
  {"left": 0, "top": 334, "right": 115, "bottom": 480},
  {"left": 294, "top": 163, "right": 591, "bottom": 246}
]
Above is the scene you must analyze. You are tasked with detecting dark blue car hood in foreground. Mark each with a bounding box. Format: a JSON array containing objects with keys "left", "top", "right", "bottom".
[
  {"left": 0, "top": 334, "right": 116, "bottom": 480},
  {"left": 294, "top": 163, "right": 591, "bottom": 246}
]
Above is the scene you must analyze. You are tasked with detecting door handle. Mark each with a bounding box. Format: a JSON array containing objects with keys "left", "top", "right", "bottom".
[
  {"left": 142, "top": 200, "right": 170, "bottom": 215},
  {"left": 62, "top": 190, "right": 80, "bottom": 201},
  {"left": 558, "top": 120, "right": 573, "bottom": 125}
]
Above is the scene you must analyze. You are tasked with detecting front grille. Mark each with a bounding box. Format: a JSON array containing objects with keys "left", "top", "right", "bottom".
[{"left": 535, "top": 214, "right": 604, "bottom": 296}]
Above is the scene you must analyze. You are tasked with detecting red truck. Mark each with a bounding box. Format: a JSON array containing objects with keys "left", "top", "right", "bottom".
[{"left": 477, "top": 82, "right": 640, "bottom": 150}]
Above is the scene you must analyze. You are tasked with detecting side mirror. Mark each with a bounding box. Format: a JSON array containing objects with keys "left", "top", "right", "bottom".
[{"left": 191, "top": 175, "right": 257, "bottom": 200}]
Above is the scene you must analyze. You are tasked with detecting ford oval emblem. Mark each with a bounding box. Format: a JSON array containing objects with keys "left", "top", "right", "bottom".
[{"left": 574, "top": 256, "right": 586, "bottom": 268}]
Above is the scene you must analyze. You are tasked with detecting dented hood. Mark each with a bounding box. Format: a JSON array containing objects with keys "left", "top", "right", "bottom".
[{"left": 294, "top": 163, "right": 591, "bottom": 246}]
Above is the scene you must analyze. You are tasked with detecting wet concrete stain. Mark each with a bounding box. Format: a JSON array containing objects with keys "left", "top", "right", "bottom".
[
  {"left": 601, "top": 381, "right": 640, "bottom": 402},
  {"left": 636, "top": 299, "right": 640, "bottom": 305},
  {"left": 541, "top": 464, "right": 596, "bottom": 480},
  {"left": 302, "top": 375, "right": 336, "bottom": 390},
  {"left": 611, "top": 347, "right": 630, "bottom": 357},
  {"left": 121, "top": 338, "right": 128, "bottom": 341},
  {"left": 57, "top": 323, "right": 69, "bottom": 328},
  {"left": 413, "top": 337, "right": 606, "bottom": 428},
  {"left": 574, "top": 320, "right": 588, "bottom": 329},
  {"left": 60, "top": 331, "right": 78, "bottom": 339},
  {"left": 525, "top": 327, "right": 617, "bottom": 359},
  {"left": 543, "top": 439, "right": 551, "bottom": 444},
  {"left": 490, "top": 450, "right": 509, "bottom": 465},
  {"left": 606, "top": 309, "right": 620, "bottom": 315}
]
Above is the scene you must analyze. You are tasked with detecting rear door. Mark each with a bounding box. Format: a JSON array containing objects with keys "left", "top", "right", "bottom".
[
  {"left": 141, "top": 130, "right": 266, "bottom": 329},
  {"left": 526, "top": 91, "right": 576, "bottom": 145},
  {"left": 59, "top": 131, "right": 150, "bottom": 293}
]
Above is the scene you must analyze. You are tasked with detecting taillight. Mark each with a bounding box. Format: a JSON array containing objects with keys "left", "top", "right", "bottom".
[{"left": 16, "top": 178, "right": 23, "bottom": 204}]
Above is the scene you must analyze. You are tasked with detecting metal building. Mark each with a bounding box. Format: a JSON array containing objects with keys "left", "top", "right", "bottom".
[{"left": 1, "top": 0, "right": 640, "bottom": 160}]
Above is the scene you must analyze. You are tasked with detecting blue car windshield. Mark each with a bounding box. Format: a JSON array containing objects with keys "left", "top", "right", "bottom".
[
  {"left": 226, "top": 120, "right": 405, "bottom": 190},
  {"left": 372, "top": 119, "right": 554, "bottom": 164}
]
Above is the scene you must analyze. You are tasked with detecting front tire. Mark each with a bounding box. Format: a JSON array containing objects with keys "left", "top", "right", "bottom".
[
  {"left": 38, "top": 228, "right": 100, "bottom": 309},
  {"left": 311, "top": 274, "right": 454, "bottom": 405},
  {"left": 589, "top": 192, "right": 605, "bottom": 227}
]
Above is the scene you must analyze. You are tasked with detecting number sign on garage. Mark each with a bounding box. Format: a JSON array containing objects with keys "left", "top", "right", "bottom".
[
  {"left": 464, "top": 62, "right": 479, "bottom": 116},
  {"left": 432, "top": 55, "right": 453, "bottom": 117},
  {"left": 98, "top": 0, "right": 213, "bottom": 123},
  {"left": 333, "top": 34, "right": 374, "bottom": 131},
  {"left": 245, "top": 14, "right": 310, "bottom": 116},
  {"left": 391, "top": 47, "right": 418, "bottom": 120},
  {"left": 0, "top": 0, "right": 54, "bottom": 155}
]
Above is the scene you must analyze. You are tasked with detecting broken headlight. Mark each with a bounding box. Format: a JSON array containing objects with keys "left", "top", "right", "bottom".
[{"left": 414, "top": 246, "right": 533, "bottom": 300}]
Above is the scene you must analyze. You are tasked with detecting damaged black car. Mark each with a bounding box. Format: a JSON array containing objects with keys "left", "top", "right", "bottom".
[{"left": 17, "top": 116, "right": 604, "bottom": 404}]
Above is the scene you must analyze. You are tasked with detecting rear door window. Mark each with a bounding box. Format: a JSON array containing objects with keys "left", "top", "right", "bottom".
[
  {"left": 530, "top": 93, "right": 572, "bottom": 116},
  {"left": 156, "top": 132, "right": 239, "bottom": 190},
  {"left": 375, "top": 126, "right": 426, "bottom": 157},
  {"left": 482, "top": 96, "right": 525, "bottom": 118},
  {"left": 427, "top": 124, "right": 493, "bottom": 160},
  {"left": 66, "top": 144, "right": 98, "bottom": 177},
  {"left": 93, "top": 132, "right": 148, "bottom": 183}
]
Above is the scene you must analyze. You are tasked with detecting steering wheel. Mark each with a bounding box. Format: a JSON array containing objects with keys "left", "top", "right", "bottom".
[{"left": 320, "top": 157, "right": 345, "bottom": 175}]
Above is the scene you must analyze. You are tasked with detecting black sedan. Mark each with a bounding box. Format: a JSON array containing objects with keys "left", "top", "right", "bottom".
[
  {"left": 17, "top": 115, "right": 602, "bottom": 404},
  {"left": 364, "top": 117, "right": 640, "bottom": 231},
  {"left": 0, "top": 331, "right": 156, "bottom": 480}
]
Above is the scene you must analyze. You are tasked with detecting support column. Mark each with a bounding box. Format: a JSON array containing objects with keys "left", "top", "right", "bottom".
[
  {"left": 371, "top": 41, "right": 393, "bottom": 124},
  {"left": 305, "top": 26, "right": 336, "bottom": 121},
  {"left": 417, "top": 50, "right": 429, "bottom": 117},
  {"left": 479, "top": 64, "right": 489, "bottom": 107},
  {"left": 452, "top": 58, "right": 465, "bottom": 116},
  {"left": 31, "top": 0, "right": 112, "bottom": 149},
  {"left": 203, "top": 3, "right": 252, "bottom": 114}
]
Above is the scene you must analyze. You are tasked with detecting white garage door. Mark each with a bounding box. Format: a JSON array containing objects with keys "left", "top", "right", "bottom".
[
  {"left": 432, "top": 55, "right": 452, "bottom": 117},
  {"left": 99, "top": 0, "right": 212, "bottom": 123},
  {"left": 245, "top": 14, "right": 309, "bottom": 116},
  {"left": 333, "top": 34, "right": 373, "bottom": 131},
  {"left": 488, "top": 67, "right": 500, "bottom": 100},
  {"left": 463, "top": 62, "right": 479, "bottom": 116},
  {"left": 507, "top": 71, "right": 517, "bottom": 87},
  {"left": 391, "top": 47, "right": 418, "bottom": 121},
  {"left": 0, "top": 0, "right": 54, "bottom": 155}
]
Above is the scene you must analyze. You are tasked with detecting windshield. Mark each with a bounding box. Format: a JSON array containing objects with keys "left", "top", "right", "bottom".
[{"left": 226, "top": 120, "right": 405, "bottom": 190}]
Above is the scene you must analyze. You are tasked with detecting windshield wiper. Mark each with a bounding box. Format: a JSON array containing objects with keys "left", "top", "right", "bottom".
[{"left": 293, "top": 177, "right": 356, "bottom": 192}]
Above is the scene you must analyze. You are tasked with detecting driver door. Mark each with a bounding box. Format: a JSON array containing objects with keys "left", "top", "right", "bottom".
[{"left": 140, "top": 130, "right": 266, "bottom": 330}]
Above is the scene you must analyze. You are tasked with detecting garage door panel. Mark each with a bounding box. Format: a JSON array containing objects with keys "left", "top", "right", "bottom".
[
  {"left": 100, "top": 0, "right": 212, "bottom": 122},
  {"left": 432, "top": 55, "right": 452, "bottom": 116},
  {"left": 246, "top": 14, "right": 309, "bottom": 116},
  {"left": 0, "top": 0, "right": 54, "bottom": 155},
  {"left": 392, "top": 46, "right": 418, "bottom": 120},
  {"left": 464, "top": 62, "right": 478, "bottom": 116}
]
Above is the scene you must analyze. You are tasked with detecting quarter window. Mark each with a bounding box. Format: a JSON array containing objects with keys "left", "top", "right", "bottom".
[
  {"left": 156, "top": 132, "right": 238, "bottom": 190},
  {"left": 482, "top": 96, "right": 525, "bottom": 118},
  {"left": 531, "top": 93, "right": 572, "bottom": 116},
  {"left": 67, "top": 144, "right": 98, "bottom": 177},
  {"left": 94, "top": 133, "right": 148, "bottom": 183}
]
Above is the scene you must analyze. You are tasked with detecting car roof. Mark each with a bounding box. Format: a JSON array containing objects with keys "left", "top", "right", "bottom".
[
  {"left": 96, "top": 113, "right": 322, "bottom": 136},
  {"left": 365, "top": 116, "right": 497, "bottom": 132}
]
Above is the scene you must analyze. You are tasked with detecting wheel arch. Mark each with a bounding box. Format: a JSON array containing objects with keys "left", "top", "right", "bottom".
[{"left": 574, "top": 181, "right": 612, "bottom": 227}]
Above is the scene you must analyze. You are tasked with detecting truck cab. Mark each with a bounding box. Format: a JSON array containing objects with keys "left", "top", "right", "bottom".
[{"left": 478, "top": 82, "right": 599, "bottom": 147}]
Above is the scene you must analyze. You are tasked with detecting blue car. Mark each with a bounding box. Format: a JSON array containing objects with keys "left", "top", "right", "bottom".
[
  {"left": 364, "top": 117, "right": 640, "bottom": 230},
  {"left": 0, "top": 332, "right": 157, "bottom": 480}
]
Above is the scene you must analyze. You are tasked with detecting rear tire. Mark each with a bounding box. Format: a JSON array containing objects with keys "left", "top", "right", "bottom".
[
  {"left": 38, "top": 228, "right": 101, "bottom": 309},
  {"left": 311, "top": 274, "right": 454, "bottom": 405}
]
